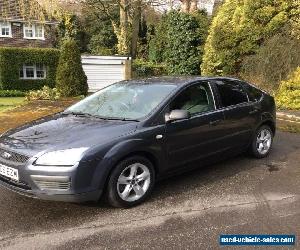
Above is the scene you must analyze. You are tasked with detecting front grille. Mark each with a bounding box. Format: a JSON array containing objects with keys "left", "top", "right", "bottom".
[
  {"left": 34, "top": 180, "right": 71, "bottom": 191},
  {"left": 0, "top": 148, "right": 30, "bottom": 165}
]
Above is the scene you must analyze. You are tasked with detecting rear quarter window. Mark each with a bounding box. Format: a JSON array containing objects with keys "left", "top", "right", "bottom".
[{"left": 242, "top": 83, "right": 263, "bottom": 102}]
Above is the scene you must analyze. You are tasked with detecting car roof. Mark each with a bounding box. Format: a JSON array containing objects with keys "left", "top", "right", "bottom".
[{"left": 121, "top": 76, "right": 242, "bottom": 86}]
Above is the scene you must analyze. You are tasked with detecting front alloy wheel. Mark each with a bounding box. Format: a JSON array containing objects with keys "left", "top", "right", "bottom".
[
  {"left": 106, "top": 156, "right": 155, "bottom": 208},
  {"left": 117, "top": 163, "right": 151, "bottom": 202}
]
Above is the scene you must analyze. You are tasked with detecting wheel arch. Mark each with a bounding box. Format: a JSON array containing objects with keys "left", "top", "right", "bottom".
[
  {"left": 101, "top": 150, "right": 161, "bottom": 193},
  {"left": 259, "top": 119, "right": 276, "bottom": 136},
  {"left": 115, "top": 151, "right": 160, "bottom": 176}
]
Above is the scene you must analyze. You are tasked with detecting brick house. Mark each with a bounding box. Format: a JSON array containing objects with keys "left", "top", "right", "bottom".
[
  {"left": 0, "top": 0, "right": 56, "bottom": 48},
  {"left": 0, "top": 0, "right": 58, "bottom": 86}
]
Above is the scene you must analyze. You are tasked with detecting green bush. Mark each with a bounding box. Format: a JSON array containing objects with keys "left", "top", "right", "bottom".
[
  {"left": 201, "top": 0, "right": 297, "bottom": 76},
  {"left": 56, "top": 39, "right": 88, "bottom": 97},
  {"left": 148, "top": 15, "right": 168, "bottom": 63},
  {"left": 25, "top": 86, "right": 61, "bottom": 101},
  {"left": 164, "top": 11, "right": 202, "bottom": 75},
  {"left": 276, "top": 67, "right": 300, "bottom": 110},
  {"left": 132, "top": 59, "right": 166, "bottom": 78},
  {"left": 88, "top": 32, "right": 117, "bottom": 55},
  {"left": 0, "top": 90, "right": 26, "bottom": 97},
  {"left": 0, "top": 47, "right": 60, "bottom": 90},
  {"left": 240, "top": 31, "right": 300, "bottom": 93},
  {"left": 148, "top": 11, "right": 208, "bottom": 75}
]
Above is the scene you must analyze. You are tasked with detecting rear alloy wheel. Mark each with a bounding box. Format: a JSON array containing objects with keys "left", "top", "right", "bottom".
[
  {"left": 250, "top": 125, "right": 273, "bottom": 158},
  {"left": 106, "top": 156, "right": 155, "bottom": 208}
]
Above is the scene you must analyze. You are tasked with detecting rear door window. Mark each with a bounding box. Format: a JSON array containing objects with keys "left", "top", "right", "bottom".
[{"left": 214, "top": 80, "right": 248, "bottom": 108}]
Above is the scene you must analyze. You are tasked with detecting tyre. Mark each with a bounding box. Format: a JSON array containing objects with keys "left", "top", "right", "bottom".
[
  {"left": 106, "top": 156, "right": 155, "bottom": 208},
  {"left": 250, "top": 125, "right": 273, "bottom": 158}
]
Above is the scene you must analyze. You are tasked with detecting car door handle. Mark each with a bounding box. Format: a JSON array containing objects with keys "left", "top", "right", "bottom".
[
  {"left": 249, "top": 109, "right": 259, "bottom": 115},
  {"left": 209, "top": 119, "right": 222, "bottom": 126}
]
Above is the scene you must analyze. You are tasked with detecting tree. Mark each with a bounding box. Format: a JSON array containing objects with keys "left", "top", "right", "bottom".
[
  {"left": 180, "top": 0, "right": 198, "bottom": 13},
  {"left": 56, "top": 14, "right": 88, "bottom": 52},
  {"left": 84, "top": 0, "right": 179, "bottom": 57},
  {"left": 148, "top": 9, "right": 209, "bottom": 74},
  {"left": 212, "top": 0, "right": 223, "bottom": 16},
  {"left": 201, "top": 0, "right": 298, "bottom": 76},
  {"left": 85, "top": 0, "right": 139, "bottom": 56},
  {"left": 81, "top": 1, "right": 118, "bottom": 55},
  {"left": 194, "top": 9, "right": 210, "bottom": 68},
  {"left": 241, "top": 30, "right": 300, "bottom": 93},
  {"left": 148, "top": 14, "right": 168, "bottom": 63},
  {"left": 56, "top": 39, "right": 88, "bottom": 97},
  {"left": 290, "top": 0, "right": 300, "bottom": 39},
  {"left": 164, "top": 11, "right": 201, "bottom": 75},
  {"left": 276, "top": 67, "right": 300, "bottom": 110}
]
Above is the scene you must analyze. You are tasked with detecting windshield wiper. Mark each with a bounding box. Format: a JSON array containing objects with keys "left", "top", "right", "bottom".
[
  {"left": 62, "top": 112, "right": 139, "bottom": 122},
  {"left": 122, "top": 118, "right": 140, "bottom": 122},
  {"left": 95, "top": 116, "right": 139, "bottom": 122},
  {"left": 62, "top": 111, "right": 93, "bottom": 117}
]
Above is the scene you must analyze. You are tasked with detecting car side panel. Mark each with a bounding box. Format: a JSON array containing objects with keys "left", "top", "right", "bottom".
[{"left": 87, "top": 125, "right": 168, "bottom": 191}]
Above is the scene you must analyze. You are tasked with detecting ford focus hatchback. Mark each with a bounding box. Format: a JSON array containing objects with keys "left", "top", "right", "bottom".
[{"left": 0, "top": 77, "right": 276, "bottom": 207}]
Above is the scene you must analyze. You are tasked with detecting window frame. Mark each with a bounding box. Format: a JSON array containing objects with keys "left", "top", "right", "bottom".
[
  {"left": 211, "top": 79, "right": 250, "bottom": 110},
  {"left": 23, "top": 23, "right": 45, "bottom": 40},
  {"left": 0, "top": 21, "right": 12, "bottom": 37},
  {"left": 239, "top": 81, "right": 264, "bottom": 103},
  {"left": 20, "top": 64, "right": 47, "bottom": 79}
]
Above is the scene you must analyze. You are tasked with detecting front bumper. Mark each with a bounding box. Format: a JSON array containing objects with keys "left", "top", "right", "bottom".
[
  {"left": 0, "top": 177, "right": 102, "bottom": 202},
  {"left": 0, "top": 158, "right": 103, "bottom": 203}
]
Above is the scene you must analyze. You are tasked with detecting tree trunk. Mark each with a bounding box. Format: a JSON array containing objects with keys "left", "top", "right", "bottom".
[
  {"left": 190, "top": 0, "right": 198, "bottom": 12},
  {"left": 131, "top": 0, "right": 142, "bottom": 59},
  {"left": 181, "top": 0, "right": 191, "bottom": 13},
  {"left": 118, "top": 0, "right": 130, "bottom": 55}
]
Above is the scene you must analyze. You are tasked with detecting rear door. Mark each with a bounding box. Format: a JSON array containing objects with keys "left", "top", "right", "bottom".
[{"left": 211, "top": 79, "right": 255, "bottom": 150}]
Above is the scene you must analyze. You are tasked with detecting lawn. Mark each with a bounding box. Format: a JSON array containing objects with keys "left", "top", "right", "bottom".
[
  {"left": 0, "top": 97, "right": 25, "bottom": 112},
  {"left": 0, "top": 98, "right": 78, "bottom": 134}
]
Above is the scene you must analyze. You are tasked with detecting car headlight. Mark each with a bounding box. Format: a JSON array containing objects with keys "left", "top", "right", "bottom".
[{"left": 35, "top": 148, "right": 88, "bottom": 166}]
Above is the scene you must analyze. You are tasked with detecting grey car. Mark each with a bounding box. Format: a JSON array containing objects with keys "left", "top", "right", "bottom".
[{"left": 0, "top": 77, "right": 276, "bottom": 207}]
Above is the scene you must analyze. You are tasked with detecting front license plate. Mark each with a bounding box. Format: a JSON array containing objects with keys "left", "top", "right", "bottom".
[{"left": 0, "top": 163, "right": 19, "bottom": 181}]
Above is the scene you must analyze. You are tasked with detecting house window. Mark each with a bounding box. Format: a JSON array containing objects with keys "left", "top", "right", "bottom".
[
  {"left": 36, "top": 64, "right": 46, "bottom": 78},
  {"left": 20, "top": 64, "right": 46, "bottom": 79},
  {"left": 23, "top": 23, "right": 44, "bottom": 39},
  {"left": 0, "top": 22, "right": 12, "bottom": 37}
]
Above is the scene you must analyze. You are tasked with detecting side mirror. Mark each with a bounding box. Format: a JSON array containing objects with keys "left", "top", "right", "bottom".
[{"left": 166, "top": 109, "right": 191, "bottom": 123}]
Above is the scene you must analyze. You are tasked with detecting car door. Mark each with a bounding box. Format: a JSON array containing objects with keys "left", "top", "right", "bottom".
[
  {"left": 164, "top": 81, "right": 227, "bottom": 170},
  {"left": 211, "top": 79, "right": 256, "bottom": 150}
]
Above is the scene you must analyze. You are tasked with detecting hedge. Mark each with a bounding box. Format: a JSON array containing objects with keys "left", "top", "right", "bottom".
[
  {"left": 0, "top": 90, "right": 26, "bottom": 97},
  {"left": 0, "top": 47, "right": 60, "bottom": 91},
  {"left": 132, "top": 59, "right": 167, "bottom": 78},
  {"left": 276, "top": 67, "right": 300, "bottom": 110}
]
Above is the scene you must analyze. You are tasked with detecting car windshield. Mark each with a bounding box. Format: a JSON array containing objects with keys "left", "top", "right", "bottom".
[{"left": 65, "top": 82, "right": 177, "bottom": 120}]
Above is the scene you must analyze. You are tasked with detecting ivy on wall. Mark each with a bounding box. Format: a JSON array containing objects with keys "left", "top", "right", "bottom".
[{"left": 0, "top": 47, "right": 60, "bottom": 90}]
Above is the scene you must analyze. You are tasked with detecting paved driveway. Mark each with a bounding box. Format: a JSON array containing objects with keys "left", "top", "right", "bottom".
[{"left": 0, "top": 131, "right": 299, "bottom": 249}]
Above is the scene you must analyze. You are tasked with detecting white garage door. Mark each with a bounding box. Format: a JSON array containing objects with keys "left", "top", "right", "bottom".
[
  {"left": 81, "top": 56, "right": 131, "bottom": 92},
  {"left": 82, "top": 64, "right": 124, "bottom": 92}
]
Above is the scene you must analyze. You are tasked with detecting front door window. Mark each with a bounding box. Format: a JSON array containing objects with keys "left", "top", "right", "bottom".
[{"left": 170, "top": 81, "right": 215, "bottom": 116}]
